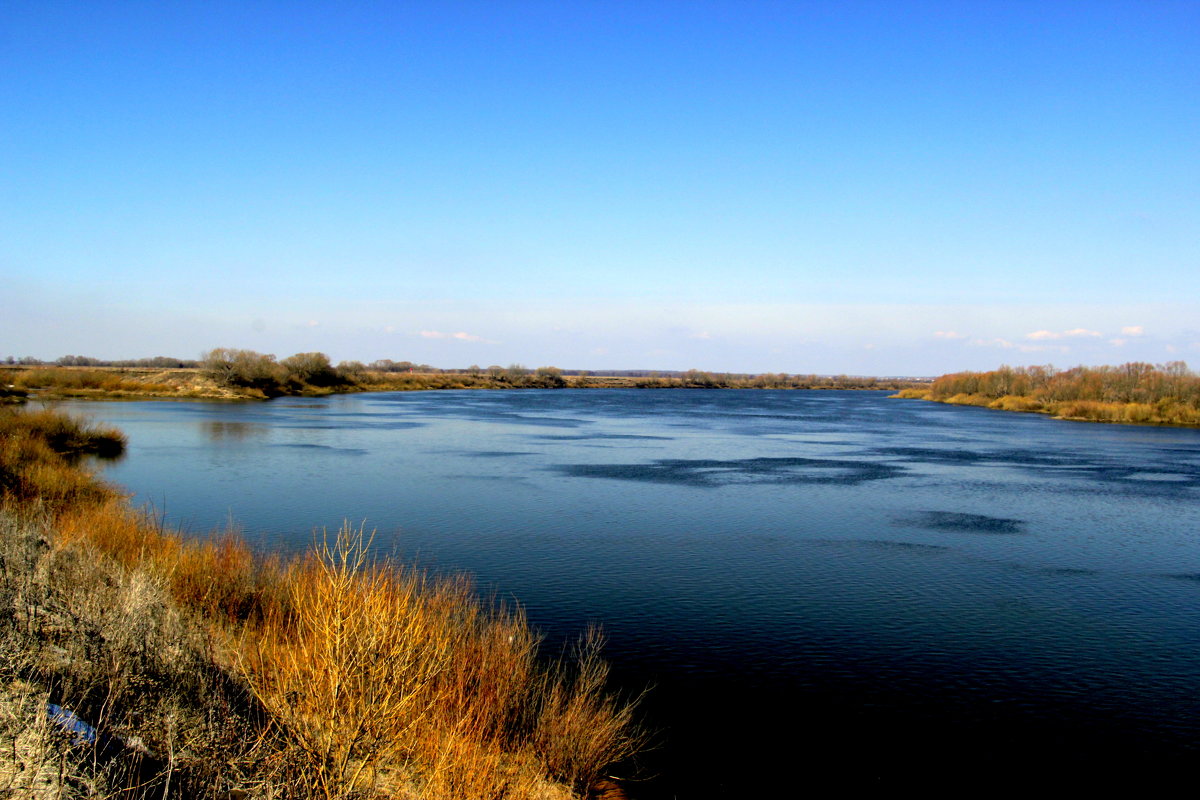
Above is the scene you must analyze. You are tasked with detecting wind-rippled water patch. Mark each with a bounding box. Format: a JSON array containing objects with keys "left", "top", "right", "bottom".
[
  {"left": 899, "top": 510, "right": 1026, "bottom": 534},
  {"left": 555, "top": 456, "right": 905, "bottom": 487}
]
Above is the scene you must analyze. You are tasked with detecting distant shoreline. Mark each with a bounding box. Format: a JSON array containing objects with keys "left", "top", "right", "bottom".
[
  {"left": 11, "top": 364, "right": 1199, "bottom": 430},
  {"left": 1, "top": 364, "right": 921, "bottom": 402},
  {"left": 893, "top": 390, "right": 1200, "bottom": 429}
]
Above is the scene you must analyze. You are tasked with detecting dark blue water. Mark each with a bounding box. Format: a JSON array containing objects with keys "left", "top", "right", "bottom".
[{"left": 68, "top": 390, "right": 1200, "bottom": 794}]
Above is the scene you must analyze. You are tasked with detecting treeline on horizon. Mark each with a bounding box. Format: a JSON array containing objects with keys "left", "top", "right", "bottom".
[
  {"left": 3, "top": 349, "right": 912, "bottom": 397},
  {"left": 901, "top": 361, "right": 1200, "bottom": 426}
]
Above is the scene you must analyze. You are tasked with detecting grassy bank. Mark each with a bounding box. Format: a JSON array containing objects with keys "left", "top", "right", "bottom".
[
  {"left": 0, "top": 406, "right": 644, "bottom": 798},
  {"left": 1, "top": 366, "right": 239, "bottom": 400},
  {"left": 6, "top": 362, "right": 920, "bottom": 402},
  {"left": 891, "top": 363, "right": 1200, "bottom": 427}
]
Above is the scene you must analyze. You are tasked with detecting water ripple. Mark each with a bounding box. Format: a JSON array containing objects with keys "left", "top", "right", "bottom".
[
  {"left": 554, "top": 456, "right": 905, "bottom": 487},
  {"left": 898, "top": 511, "right": 1026, "bottom": 534}
]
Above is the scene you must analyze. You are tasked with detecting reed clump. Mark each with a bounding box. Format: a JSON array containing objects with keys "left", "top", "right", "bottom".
[
  {"left": 0, "top": 407, "right": 126, "bottom": 507},
  {"left": 0, "top": 406, "right": 126, "bottom": 458},
  {"left": 0, "top": 406, "right": 645, "bottom": 798}
]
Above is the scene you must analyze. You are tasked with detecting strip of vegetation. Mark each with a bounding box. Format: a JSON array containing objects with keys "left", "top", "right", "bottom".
[
  {"left": 891, "top": 362, "right": 1200, "bottom": 427},
  {"left": 0, "top": 406, "right": 645, "bottom": 798},
  {"left": 1, "top": 367, "right": 186, "bottom": 399},
  {"left": 7, "top": 352, "right": 923, "bottom": 402}
]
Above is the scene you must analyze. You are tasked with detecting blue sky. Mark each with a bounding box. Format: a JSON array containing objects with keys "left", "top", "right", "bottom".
[{"left": 2, "top": 1, "right": 1197, "bottom": 374}]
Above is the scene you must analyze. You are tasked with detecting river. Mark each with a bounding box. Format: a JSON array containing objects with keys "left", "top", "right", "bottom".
[{"left": 65, "top": 389, "right": 1200, "bottom": 795}]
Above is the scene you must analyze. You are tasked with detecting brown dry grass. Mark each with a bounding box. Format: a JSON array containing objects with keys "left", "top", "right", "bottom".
[
  {"left": 941, "top": 393, "right": 993, "bottom": 408},
  {"left": 988, "top": 395, "right": 1044, "bottom": 412},
  {"left": 238, "top": 525, "right": 646, "bottom": 799},
  {"left": 1, "top": 366, "right": 262, "bottom": 400},
  {"left": 1046, "top": 399, "right": 1200, "bottom": 425},
  {"left": 901, "top": 390, "right": 1200, "bottom": 427},
  {"left": 889, "top": 388, "right": 932, "bottom": 399},
  {"left": 0, "top": 407, "right": 126, "bottom": 509},
  {"left": 529, "top": 627, "right": 645, "bottom": 791},
  {"left": 4, "top": 368, "right": 174, "bottom": 396},
  {"left": 1, "top": 406, "right": 646, "bottom": 798}
]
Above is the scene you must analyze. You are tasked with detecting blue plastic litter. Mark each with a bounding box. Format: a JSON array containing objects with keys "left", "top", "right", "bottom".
[{"left": 46, "top": 703, "right": 98, "bottom": 745}]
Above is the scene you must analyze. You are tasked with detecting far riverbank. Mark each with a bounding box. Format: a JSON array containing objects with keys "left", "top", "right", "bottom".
[
  {"left": 891, "top": 362, "right": 1200, "bottom": 428},
  {"left": 2, "top": 364, "right": 918, "bottom": 402}
]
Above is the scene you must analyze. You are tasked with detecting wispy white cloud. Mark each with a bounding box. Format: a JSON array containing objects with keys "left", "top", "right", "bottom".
[
  {"left": 417, "top": 330, "right": 494, "bottom": 343},
  {"left": 690, "top": 331, "right": 713, "bottom": 340},
  {"left": 933, "top": 330, "right": 965, "bottom": 339},
  {"left": 1109, "top": 338, "right": 1127, "bottom": 347},
  {"left": 1121, "top": 326, "right": 1144, "bottom": 336},
  {"left": 969, "top": 336, "right": 1068, "bottom": 354},
  {"left": 1026, "top": 328, "right": 1101, "bottom": 340}
]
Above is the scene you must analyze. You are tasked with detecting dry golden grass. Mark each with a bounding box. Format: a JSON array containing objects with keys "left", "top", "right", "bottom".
[
  {"left": 237, "top": 525, "right": 646, "bottom": 799},
  {"left": 0, "top": 406, "right": 126, "bottom": 457},
  {"left": 988, "top": 395, "right": 1044, "bottom": 412},
  {"left": 0, "top": 407, "right": 125, "bottom": 509},
  {"left": 4, "top": 367, "right": 175, "bottom": 396},
  {"left": 1, "top": 406, "right": 646, "bottom": 798},
  {"left": 54, "top": 499, "right": 283, "bottom": 626},
  {"left": 529, "top": 628, "right": 646, "bottom": 791},
  {"left": 1, "top": 366, "right": 267, "bottom": 400},
  {"left": 241, "top": 526, "right": 456, "bottom": 797},
  {"left": 0, "top": 509, "right": 272, "bottom": 799},
  {"left": 889, "top": 388, "right": 931, "bottom": 399},
  {"left": 941, "top": 393, "right": 993, "bottom": 407},
  {"left": 1047, "top": 399, "right": 1197, "bottom": 425}
]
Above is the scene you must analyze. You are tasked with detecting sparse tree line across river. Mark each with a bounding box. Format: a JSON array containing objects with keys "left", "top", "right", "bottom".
[
  {"left": 893, "top": 361, "right": 1200, "bottom": 426},
  {"left": 7, "top": 350, "right": 1199, "bottom": 427},
  {"left": 1, "top": 348, "right": 918, "bottom": 399}
]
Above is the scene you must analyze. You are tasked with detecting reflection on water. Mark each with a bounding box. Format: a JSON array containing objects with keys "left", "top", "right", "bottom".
[
  {"left": 66, "top": 390, "right": 1200, "bottom": 795},
  {"left": 200, "top": 419, "right": 268, "bottom": 442}
]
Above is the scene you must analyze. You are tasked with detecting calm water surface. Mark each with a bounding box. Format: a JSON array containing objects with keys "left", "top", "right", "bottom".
[{"left": 69, "top": 390, "right": 1200, "bottom": 794}]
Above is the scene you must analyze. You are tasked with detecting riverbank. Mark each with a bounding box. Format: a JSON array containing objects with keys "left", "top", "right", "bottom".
[
  {"left": 891, "top": 362, "right": 1200, "bottom": 427},
  {"left": 3, "top": 364, "right": 918, "bottom": 402},
  {"left": 1, "top": 366, "right": 255, "bottom": 400},
  {"left": 0, "top": 406, "right": 644, "bottom": 799}
]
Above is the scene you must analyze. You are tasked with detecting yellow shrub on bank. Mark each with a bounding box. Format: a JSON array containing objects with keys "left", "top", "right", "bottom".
[
  {"left": 889, "top": 388, "right": 932, "bottom": 399},
  {"left": 943, "top": 393, "right": 993, "bottom": 407},
  {"left": 988, "top": 395, "right": 1044, "bottom": 412}
]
